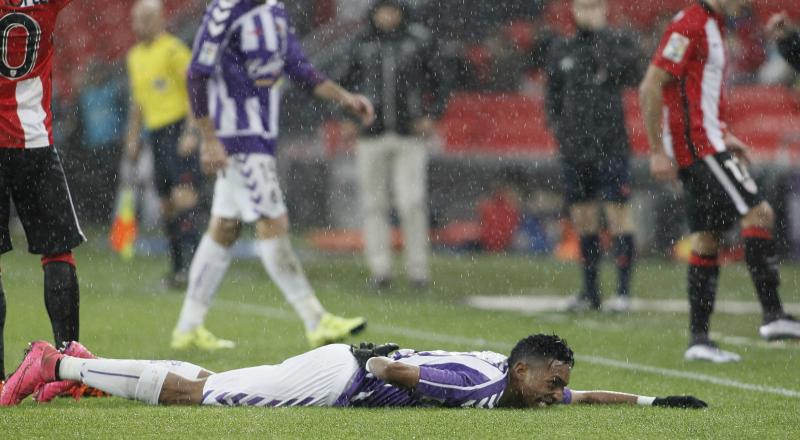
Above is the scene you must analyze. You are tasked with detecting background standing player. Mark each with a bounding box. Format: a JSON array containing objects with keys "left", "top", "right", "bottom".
[
  {"left": 765, "top": 12, "right": 800, "bottom": 71},
  {"left": 0, "top": 0, "right": 82, "bottom": 388},
  {"left": 172, "top": 0, "right": 374, "bottom": 350},
  {"left": 545, "top": 0, "right": 641, "bottom": 312},
  {"left": 639, "top": 0, "right": 800, "bottom": 363},
  {"left": 124, "top": 0, "right": 202, "bottom": 289},
  {"left": 339, "top": 0, "right": 453, "bottom": 290}
]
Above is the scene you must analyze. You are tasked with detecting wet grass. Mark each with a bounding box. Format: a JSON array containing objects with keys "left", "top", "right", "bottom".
[{"left": 0, "top": 234, "right": 798, "bottom": 439}]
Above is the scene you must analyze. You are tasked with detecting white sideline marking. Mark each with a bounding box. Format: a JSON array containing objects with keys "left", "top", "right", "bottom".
[
  {"left": 466, "top": 295, "right": 800, "bottom": 316},
  {"left": 214, "top": 300, "right": 800, "bottom": 399}
]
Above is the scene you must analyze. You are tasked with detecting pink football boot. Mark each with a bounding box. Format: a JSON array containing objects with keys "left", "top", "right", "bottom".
[
  {"left": 35, "top": 341, "right": 99, "bottom": 403},
  {"left": 0, "top": 341, "right": 62, "bottom": 406}
]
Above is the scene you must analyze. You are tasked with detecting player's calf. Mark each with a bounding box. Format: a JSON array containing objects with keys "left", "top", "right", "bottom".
[{"left": 41, "top": 252, "right": 80, "bottom": 347}]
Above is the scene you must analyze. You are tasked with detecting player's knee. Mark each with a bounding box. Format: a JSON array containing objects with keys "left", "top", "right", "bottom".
[
  {"left": 691, "top": 233, "right": 719, "bottom": 255},
  {"left": 208, "top": 218, "right": 240, "bottom": 247},
  {"left": 255, "top": 216, "right": 289, "bottom": 239},
  {"left": 743, "top": 202, "right": 774, "bottom": 229},
  {"left": 171, "top": 186, "right": 199, "bottom": 211},
  {"left": 41, "top": 252, "right": 76, "bottom": 268}
]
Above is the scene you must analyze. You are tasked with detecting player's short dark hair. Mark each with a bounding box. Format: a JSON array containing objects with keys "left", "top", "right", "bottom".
[{"left": 508, "top": 334, "right": 575, "bottom": 368}]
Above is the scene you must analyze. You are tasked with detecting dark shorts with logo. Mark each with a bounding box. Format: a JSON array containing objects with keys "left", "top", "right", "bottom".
[
  {"left": 0, "top": 147, "right": 85, "bottom": 255},
  {"left": 150, "top": 119, "right": 202, "bottom": 198},
  {"left": 678, "top": 151, "right": 765, "bottom": 233},
  {"left": 562, "top": 157, "right": 632, "bottom": 205}
]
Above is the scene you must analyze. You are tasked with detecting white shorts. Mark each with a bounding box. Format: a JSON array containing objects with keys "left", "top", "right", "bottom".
[
  {"left": 211, "top": 153, "right": 287, "bottom": 223},
  {"left": 201, "top": 344, "right": 359, "bottom": 407}
]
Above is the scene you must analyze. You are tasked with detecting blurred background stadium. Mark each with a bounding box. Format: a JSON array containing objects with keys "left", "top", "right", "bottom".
[{"left": 47, "top": 0, "right": 800, "bottom": 261}]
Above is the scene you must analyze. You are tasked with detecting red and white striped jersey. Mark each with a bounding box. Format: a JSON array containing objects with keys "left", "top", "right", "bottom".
[
  {"left": 651, "top": 1, "right": 727, "bottom": 169},
  {"left": 0, "top": 0, "right": 73, "bottom": 149}
]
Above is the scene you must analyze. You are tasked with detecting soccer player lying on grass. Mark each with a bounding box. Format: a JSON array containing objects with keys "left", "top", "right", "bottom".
[{"left": 1, "top": 334, "right": 706, "bottom": 409}]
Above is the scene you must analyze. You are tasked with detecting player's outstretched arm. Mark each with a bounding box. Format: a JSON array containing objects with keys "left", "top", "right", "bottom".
[
  {"left": 314, "top": 81, "right": 375, "bottom": 127},
  {"left": 570, "top": 390, "right": 707, "bottom": 409}
]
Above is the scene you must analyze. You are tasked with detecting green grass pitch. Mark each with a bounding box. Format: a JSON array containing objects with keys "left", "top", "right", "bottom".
[{"left": 0, "top": 232, "right": 798, "bottom": 439}]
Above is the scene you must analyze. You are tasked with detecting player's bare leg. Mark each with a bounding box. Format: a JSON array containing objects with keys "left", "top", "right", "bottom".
[
  {"left": 172, "top": 217, "right": 240, "bottom": 350},
  {"left": 740, "top": 201, "right": 800, "bottom": 340},
  {"left": 254, "top": 215, "right": 366, "bottom": 347},
  {"left": 604, "top": 203, "right": 635, "bottom": 312},
  {"left": 566, "top": 202, "right": 601, "bottom": 310},
  {"left": 684, "top": 232, "right": 740, "bottom": 362}
]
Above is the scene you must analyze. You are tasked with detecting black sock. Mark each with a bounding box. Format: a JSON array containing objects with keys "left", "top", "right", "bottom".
[
  {"left": 176, "top": 208, "right": 200, "bottom": 274},
  {"left": 580, "top": 234, "right": 601, "bottom": 305},
  {"left": 43, "top": 262, "right": 80, "bottom": 347},
  {"left": 743, "top": 228, "right": 784, "bottom": 323},
  {"left": 688, "top": 253, "right": 719, "bottom": 344},
  {"left": 0, "top": 276, "right": 6, "bottom": 380},
  {"left": 613, "top": 234, "right": 635, "bottom": 297},
  {"left": 165, "top": 218, "right": 181, "bottom": 274}
]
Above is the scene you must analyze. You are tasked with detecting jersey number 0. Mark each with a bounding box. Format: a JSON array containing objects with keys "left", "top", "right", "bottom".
[{"left": 0, "top": 12, "right": 41, "bottom": 79}]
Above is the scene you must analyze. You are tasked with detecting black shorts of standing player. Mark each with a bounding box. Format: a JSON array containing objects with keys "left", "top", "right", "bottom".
[
  {"left": 0, "top": 146, "right": 84, "bottom": 380},
  {"left": 561, "top": 157, "right": 632, "bottom": 205},
  {"left": 149, "top": 119, "right": 203, "bottom": 198},
  {"left": 0, "top": 147, "right": 85, "bottom": 255},
  {"left": 678, "top": 151, "right": 764, "bottom": 233}
]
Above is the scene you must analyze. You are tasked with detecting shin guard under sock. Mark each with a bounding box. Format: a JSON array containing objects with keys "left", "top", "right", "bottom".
[
  {"left": 42, "top": 257, "right": 79, "bottom": 347},
  {"left": 742, "top": 227, "right": 784, "bottom": 323},
  {"left": 613, "top": 234, "right": 635, "bottom": 297},
  {"left": 688, "top": 252, "right": 719, "bottom": 343},
  {"left": 580, "top": 235, "right": 601, "bottom": 305}
]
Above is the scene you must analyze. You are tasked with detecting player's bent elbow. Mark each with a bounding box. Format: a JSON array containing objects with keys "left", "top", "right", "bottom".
[{"left": 382, "top": 362, "right": 420, "bottom": 389}]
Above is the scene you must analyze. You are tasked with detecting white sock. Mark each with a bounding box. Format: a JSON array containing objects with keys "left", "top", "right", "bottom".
[
  {"left": 256, "top": 236, "right": 326, "bottom": 331},
  {"left": 175, "top": 235, "right": 233, "bottom": 333},
  {"left": 58, "top": 358, "right": 207, "bottom": 403}
]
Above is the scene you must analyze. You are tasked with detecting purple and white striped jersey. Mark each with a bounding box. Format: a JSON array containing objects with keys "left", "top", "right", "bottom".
[
  {"left": 188, "top": 0, "right": 327, "bottom": 156},
  {"left": 335, "top": 349, "right": 511, "bottom": 408}
]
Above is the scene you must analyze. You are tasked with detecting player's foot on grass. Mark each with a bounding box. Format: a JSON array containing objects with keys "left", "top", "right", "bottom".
[
  {"left": 35, "top": 341, "right": 99, "bottom": 403},
  {"left": 684, "top": 342, "right": 741, "bottom": 363},
  {"left": 0, "top": 341, "right": 62, "bottom": 406},
  {"left": 562, "top": 295, "right": 601, "bottom": 313},
  {"left": 605, "top": 295, "right": 631, "bottom": 313},
  {"left": 171, "top": 326, "right": 236, "bottom": 350},
  {"left": 163, "top": 271, "right": 189, "bottom": 291},
  {"left": 369, "top": 276, "right": 392, "bottom": 291},
  {"left": 307, "top": 313, "right": 367, "bottom": 348},
  {"left": 759, "top": 315, "right": 800, "bottom": 341}
]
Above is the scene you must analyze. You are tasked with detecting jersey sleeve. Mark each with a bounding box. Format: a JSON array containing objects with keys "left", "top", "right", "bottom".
[
  {"left": 52, "top": 0, "right": 75, "bottom": 11},
  {"left": 274, "top": 6, "right": 328, "bottom": 91},
  {"left": 561, "top": 387, "right": 573, "bottom": 404},
  {"left": 651, "top": 17, "right": 698, "bottom": 77},
  {"left": 189, "top": 0, "right": 238, "bottom": 76},
  {"left": 415, "top": 365, "right": 493, "bottom": 404}
]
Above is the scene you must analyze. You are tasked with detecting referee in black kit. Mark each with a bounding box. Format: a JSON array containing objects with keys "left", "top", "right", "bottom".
[{"left": 544, "top": 0, "right": 642, "bottom": 312}]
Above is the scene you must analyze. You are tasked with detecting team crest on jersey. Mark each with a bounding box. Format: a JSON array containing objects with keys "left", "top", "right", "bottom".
[
  {"left": 198, "top": 41, "right": 219, "bottom": 66},
  {"left": 662, "top": 32, "right": 690, "bottom": 63}
]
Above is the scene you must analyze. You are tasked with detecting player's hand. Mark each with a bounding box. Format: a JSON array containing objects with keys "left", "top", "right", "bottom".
[
  {"left": 412, "top": 117, "right": 437, "bottom": 138},
  {"left": 339, "top": 120, "right": 360, "bottom": 145},
  {"left": 342, "top": 93, "right": 375, "bottom": 127},
  {"left": 649, "top": 152, "right": 677, "bottom": 182},
  {"left": 652, "top": 396, "right": 708, "bottom": 409},
  {"left": 200, "top": 138, "right": 228, "bottom": 175},
  {"left": 724, "top": 132, "right": 752, "bottom": 165},
  {"left": 125, "top": 140, "right": 141, "bottom": 162},
  {"left": 765, "top": 12, "right": 792, "bottom": 41},
  {"left": 350, "top": 342, "right": 400, "bottom": 369},
  {"left": 178, "top": 132, "right": 199, "bottom": 157}
]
